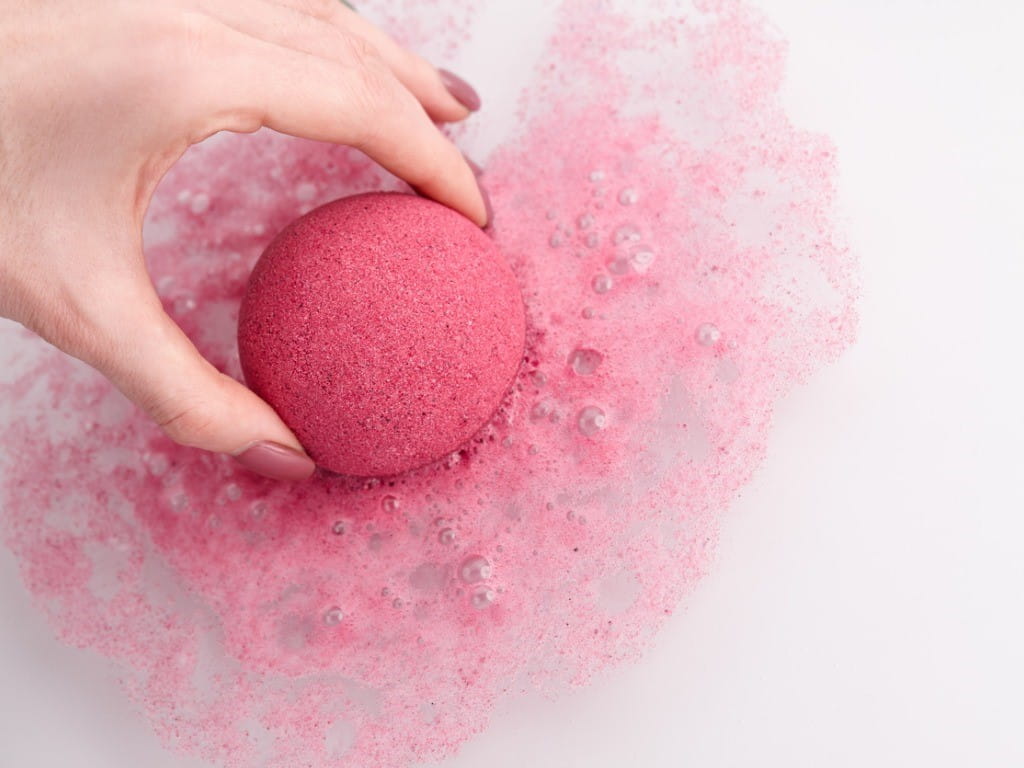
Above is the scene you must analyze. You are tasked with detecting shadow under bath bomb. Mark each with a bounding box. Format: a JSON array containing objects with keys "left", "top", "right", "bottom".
[{"left": 237, "top": 192, "right": 527, "bottom": 477}]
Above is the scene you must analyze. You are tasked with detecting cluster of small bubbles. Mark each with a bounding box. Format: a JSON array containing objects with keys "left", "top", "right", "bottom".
[
  {"left": 381, "top": 495, "right": 400, "bottom": 514},
  {"left": 323, "top": 607, "right": 344, "bottom": 626},
  {"left": 459, "top": 555, "right": 492, "bottom": 584},
  {"left": 470, "top": 586, "right": 497, "bottom": 610},
  {"left": 438, "top": 527, "right": 457, "bottom": 545},
  {"left": 189, "top": 193, "right": 211, "bottom": 215},
  {"left": 696, "top": 323, "right": 722, "bottom": 347},
  {"left": 294, "top": 182, "right": 317, "bottom": 202},
  {"left": 577, "top": 213, "right": 594, "bottom": 230},
  {"left": 173, "top": 295, "right": 197, "bottom": 314},
  {"left": 568, "top": 348, "right": 604, "bottom": 376},
  {"left": 613, "top": 223, "right": 642, "bottom": 244},
  {"left": 250, "top": 501, "right": 267, "bottom": 519},
  {"left": 577, "top": 405, "right": 608, "bottom": 437},
  {"left": 363, "top": 478, "right": 381, "bottom": 491},
  {"left": 530, "top": 400, "right": 554, "bottom": 421},
  {"left": 618, "top": 187, "right": 639, "bottom": 206},
  {"left": 224, "top": 483, "right": 242, "bottom": 501},
  {"left": 331, "top": 521, "right": 346, "bottom": 535},
  {"left": 592, "top": 274, "right": 614, "bottom": 294}
]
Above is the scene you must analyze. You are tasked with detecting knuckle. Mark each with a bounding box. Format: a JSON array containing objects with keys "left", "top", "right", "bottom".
[{"left": 150, "top": 394, "right": 220, "bottom": 449}]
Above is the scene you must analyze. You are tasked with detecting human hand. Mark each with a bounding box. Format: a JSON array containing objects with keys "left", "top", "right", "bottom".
[{"left": 0, "top": 0, "right": 487, "bottom": 481}]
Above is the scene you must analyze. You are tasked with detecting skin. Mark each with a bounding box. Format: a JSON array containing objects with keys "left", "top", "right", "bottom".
[{"left": 0, "top": 0, "right": 487, "bottom": 480}]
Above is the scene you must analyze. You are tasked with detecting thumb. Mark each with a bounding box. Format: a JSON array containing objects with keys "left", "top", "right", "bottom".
[{"left": 69, "top": 273, "right": 315, "bottom": 482}]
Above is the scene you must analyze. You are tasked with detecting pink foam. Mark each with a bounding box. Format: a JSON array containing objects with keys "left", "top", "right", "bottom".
[{"left": 238, "top": 193, "right": 526, "bottom": 477}]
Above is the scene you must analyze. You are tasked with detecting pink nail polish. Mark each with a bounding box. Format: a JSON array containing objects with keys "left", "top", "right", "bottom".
[
  {"left": 440, "top": 69, "right": 482, "bottom": 112},
  {"left": 234, "top": 441, "right": 316, "bottom": 482}
]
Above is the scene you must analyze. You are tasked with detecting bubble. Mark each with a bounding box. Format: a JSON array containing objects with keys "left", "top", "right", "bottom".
[
  {"left": 173, "top": 295, "right": 197, "bottom": 314},
  {"left": 696, "top": 323, "right": 722, "bottom": 346},
  {"left": 224, "top": 483, "right": 242, "bottom": 501},
  {"left": 392, "top": 598, "right": 404, "bottom": 609},
  {"left": 530, "top": 400, "right": 554, "bottom": 421},
  {"left": 584, "top": 232, "right": 600, "bottom": 249},
  {"left": 189, "top": 193, "right": 210, "bottom": 215},
  {"left": 459, "top": 555, "right": 492, "bottom": 584},
  {"left": 294, "top": 182, "right": 317, "bottom": 202},
  {"left": 613, "top": 224, "right": 641, "bottom": 244},
  {"left": 549, "top": 232, "right": 564, "bottom": 248},
  {"left": 145, "top": 453, "right": 169, "bottom": 477},
  {"left": 331, "top": 521, "right": 346, "bottom": 535},
  {"left": 170, "top": 492, "right": 189, "bottom": 512},
  {"left": 588, "top": 170, "right": 605, "bottom": 182},
  {"left": 630, "top": 247, "right": 656, "bottom": 273},
  {"left": 250, "top": 501, "right": 267, "bottom": 518},
  {"left": 470, "top": 586, "right": 497, "bottom": 610},
  {"left": 577, "top": 405, "right": 608, "bottom": 437},
  {"left": 577, "top": 213, "right": 594, "bottom": 229},
  {"left": 617, "top": 187, "right": 639, "bottom": 205},
  {"left": 323, "top": 607, "right": 344, "bottom": 626},
  {"left": 608, "top": 257, "right": 631, "bottom": 275},
  {"left": 381, "top": 495, "right": 400, "bottom": 514},
  {"left": 568, "top": 348, "right": 604, "bottom": 376},
  {"left": 438, "top": 528, "right": 457, "bottom": 546},
  {"left": 592, "top": 274, "right": 614, "bottom": 294},
  {"left": 582, "top": 307, "right": 595, "bottom": 319},
  {"left": 176, "top": 189, "right": 191, "bottom": 204}
]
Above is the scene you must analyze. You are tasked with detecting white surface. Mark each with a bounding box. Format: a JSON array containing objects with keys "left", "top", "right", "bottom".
[{"left": 2, "top": 1, "right": 1023, "bottom": 766}]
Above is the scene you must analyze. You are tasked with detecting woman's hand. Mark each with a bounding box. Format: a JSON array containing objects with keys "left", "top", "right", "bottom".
[{"left": 0, "top": 0, "right": 486, "bottom": 481}]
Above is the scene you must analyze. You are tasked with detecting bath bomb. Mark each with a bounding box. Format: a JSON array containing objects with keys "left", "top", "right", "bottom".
[{"left": 238, "top": 192, "right": 526, "bottom": 477}]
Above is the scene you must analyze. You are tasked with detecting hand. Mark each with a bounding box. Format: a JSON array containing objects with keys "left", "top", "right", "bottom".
[{"left": 0, "top": 0, "right": 487, "bottom": 481}]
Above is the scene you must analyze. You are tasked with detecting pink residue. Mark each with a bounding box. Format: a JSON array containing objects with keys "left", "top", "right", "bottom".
[{"left": 0, "top": 1, "right": 857, "bottom": 766}]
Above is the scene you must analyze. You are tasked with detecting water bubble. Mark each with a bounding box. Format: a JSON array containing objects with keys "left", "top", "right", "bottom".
[
  {"left": 176, "top": 189, "right": 191, "bottom": 204},
  {"left": 592, "top": 274, "right": 613, "bottom": 294},
  {"left": 190, "top": 193, "right": 211, "bottom": 215},
  {"left": 146, "top": 453, "right": 169, "bottom": 477},
  {"left": 549, "top": 232, "right": 564, "bottom": 248},
  {"left": 224, "top": 483, "right": 242, "bottom": 501},
  {"left": 607, "top": 257, "right": 631, "bottom": 275},
  {"left": 331, "top": 521, "right": 346, "bottom": 535},
  {"left": 530, "top": 400, "right": 554, "bottom": 421},
  {"left": 577, "top": 213, "right": 594, "bottom": 230},
  {"left": 250, "top": 501, "right": 267, "bottom": 518},
  {"left": 294, "top": 182, "right": 317, "bottom": 202},
  {"left": 589, "top": 170, "right": 605, "bottom": 182},
  {"left": 613, "top": 224, "right": 641, "bottom": 244},
  {"left": 582, "top": 307, "right": 595, "bottom": 319},
  {"left": 568, "top": 348, "right": 604, "bottom": 376},
  {"left": 629, "top": 247, "right": 656, "bottom": 273},
  {"left": 546, "top": 209, "right": 557, "bottom": 221},
  {"left": 392, "top": 598, "right": 404, "bottom": 609},
  {"left": 438, "top": 528, "right": 457, "bottom": 546},
  {"left": 381, "top": 495, "right": 400, "bottom": 514},
  {"left": 530, "top": 370, "right": 547, "bottom": 388},
  {"left": 323, "top": 607, "right": 344, "bottom": 626},
  {"left": 382, "top": 587, "right": 391, "bottom": 597},
  {"left": 173, "top": 295, "right": 197, "bottom": 314},
  {"left": 459, "top": 555, "right": 492, "bottom": 584},
  {"left": 584, "top": 232, "right": 600, "bottom": 249},
  {"left": 471, "top": 586, "right": 497, "bottom": 610},
  {"left": 577, "top": 405, "right": 608, "bottom": 437},
  {"left": 618, "top": 187, "right": 639, "bottom": 206},
  {"left": 170, "top": 493, "right": 189, "bottom": 512},
  {"left": 528, "top": 444, "right": 539, "bottom": 455},
  {"left": 696, "top": 323, "right": 722, "bottom": 346}
]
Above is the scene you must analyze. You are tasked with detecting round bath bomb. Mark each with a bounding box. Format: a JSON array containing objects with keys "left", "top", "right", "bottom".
[{"left": 238, "top": 192, "right": 526, "bottom": 477}]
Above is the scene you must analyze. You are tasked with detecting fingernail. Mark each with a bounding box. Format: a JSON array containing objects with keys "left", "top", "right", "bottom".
[
  {"left": 339, "top": 0, "right": 356, "bottom": 10},
  {"left": 477, "top": 178, "right": 493, "bottom": 228},
  {"left": 234, "top": 441, "right": 316, "bottom": 482},
  {"left": 439, "top": 69, "right": 482, "bottom": 112},
  {"left": 464, "top": 154, "right": 484, "bottom": 177}
]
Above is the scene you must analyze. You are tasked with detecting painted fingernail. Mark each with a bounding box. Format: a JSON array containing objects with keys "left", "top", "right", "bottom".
[
  {"left": 464, "top": 154, "right": 484, "bottom": 177},
  {"left": 234, "top": 441, "right": 316, "bottom": 482},
  {"left": 339, "top": 0, "right": 356, "bottom": 10},
  {"left": 440, "top": 69, "right": 482, "bottom": 112},
  {"left": 477, "top": 179, "right": 493, "bottom": 228}
]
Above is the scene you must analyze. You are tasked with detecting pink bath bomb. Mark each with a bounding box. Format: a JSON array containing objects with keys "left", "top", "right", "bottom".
[{"left": 238, "top": 192, "right": 526, "bottom": 477}]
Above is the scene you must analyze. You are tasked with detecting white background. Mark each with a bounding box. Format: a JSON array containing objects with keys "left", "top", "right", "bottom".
[{"left": 2, "top": 1, "right": 1022, "bottom": 766}]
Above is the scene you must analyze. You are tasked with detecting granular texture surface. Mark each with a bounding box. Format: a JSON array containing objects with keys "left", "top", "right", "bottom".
[{"left": 238, "top": 193, "right": 526, "bottom": 477}]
